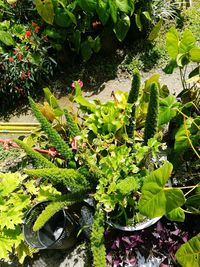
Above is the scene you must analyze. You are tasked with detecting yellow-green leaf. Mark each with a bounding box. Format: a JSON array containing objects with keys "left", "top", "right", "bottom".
[{"left": 176, "top": 234, "right": 200, "bottom": 267}]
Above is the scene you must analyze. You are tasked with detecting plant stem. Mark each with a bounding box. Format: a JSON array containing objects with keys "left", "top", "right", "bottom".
[
  {"left": 183, "top": 116, "right": 200, "bottom": 159},
  {"left": 184, "top": 183, "right": 200, "bottom": 197},
  {"left": 180, "top": 208, "right": 194, "bottom": 214}
]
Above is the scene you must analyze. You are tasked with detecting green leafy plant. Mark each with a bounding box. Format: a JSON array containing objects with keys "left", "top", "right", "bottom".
[
  {"left": 164, "top": 27, "right": 200, "bottom": 106},
  {"left": 0, "top": 171, "right": 61, "bottom": 264},
  {"left": 32, "top": 0, "right": 159, "bottom": 61}
]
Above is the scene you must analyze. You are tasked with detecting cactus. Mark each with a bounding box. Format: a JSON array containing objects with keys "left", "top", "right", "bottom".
[
  {"left": 28, "top": 97, "right": 73, "bottom": 160},
  {"left": 126, "top": 68, "right": 141, "bottom": 140},
  {"left": 64, "top": 109, "right": 80, "bottom": 138},
  {"left": 143, "top": 82, "right": 159, "bottom": 145},
  {"left": 15, "top": 139, "right": 55, "bottom": 168}
]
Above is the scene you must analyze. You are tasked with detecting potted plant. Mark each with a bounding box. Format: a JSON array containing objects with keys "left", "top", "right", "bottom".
[{"left": 14, "top": 70, "right": 198, "bottom": 267}]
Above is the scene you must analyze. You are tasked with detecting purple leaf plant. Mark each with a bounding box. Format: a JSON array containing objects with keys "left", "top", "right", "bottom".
[{"left": 105, "top": 216, "right": 199, "bottom": 267}]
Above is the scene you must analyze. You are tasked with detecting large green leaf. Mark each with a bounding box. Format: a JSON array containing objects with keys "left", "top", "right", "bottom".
[
  {"left": 97, "top": 0, "right": 110, "bottom": 25},
  {"left": 114, "top": 14, "right": 130, "bottom": 42},
  {"left": 116, "top": 0, "right": 130, "bottom": 13},
  {"left": 148, "top": 18, "right": 163, "bottom": 41},
  {"left": 163, "top": 59, "right": 178, "bottom": 74},
  {"left": 190, "top": 47, "right": 200, "bottom": 62},
  {"left": 166, "top": 27, "right": 179, "bottom": 60},
  {"left": 139, "top": 162, "right": 186, "bottom": 218},
  {"left": 166, "top": 207, "right": 185, "bottom": 222},
  {"left": 76, "top": 0, "right": 96, "bottom": 13},
  {"left": 174, "top": 117, "right": 198, "bottom": 152},
  {"left": 34, "top": 0, "right": 54, "bottom": 25},
  {"left": 176, "top": 234, "right": 200, "bottom": 267},
  {"left": 174, "top": 125, "right": 189, "bottom": 152},
  {"left": 109, "top": 0, "right": 118, "bottom": 23},
  {"left": 158, "top": 95, "right": 179, "bottom": 126},
  {"left": 54, "top": 6, "right": 77, "bottom": 27},
  {"left": 185, "top": 194, "right": 200, "bottom": 214},
  {"left": 0, "top": 30, "right": 15, "bottom": 46},
  {"left": 179, "top": 29, "right": 196, "bottom": 54}
]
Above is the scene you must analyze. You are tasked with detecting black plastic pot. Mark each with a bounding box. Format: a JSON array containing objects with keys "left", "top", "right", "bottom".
[{"left": 23, "top": 201, "right": 78, "bottom": 250}]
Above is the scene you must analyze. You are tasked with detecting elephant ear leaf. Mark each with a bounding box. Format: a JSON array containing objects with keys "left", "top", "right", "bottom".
[
  {"left": 138, "top": 162, "right": 185, "bottom": 218},
  {"left": 176, "top": 234, "right": 200, "bottom": 267}
]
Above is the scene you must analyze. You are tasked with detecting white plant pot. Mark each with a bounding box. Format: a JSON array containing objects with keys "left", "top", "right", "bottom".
[{"left": 107, "top": 216, "right": 161, "bottom": 231}]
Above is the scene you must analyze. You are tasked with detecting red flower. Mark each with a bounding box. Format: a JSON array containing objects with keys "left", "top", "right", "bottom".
[
  {"left": 35, "top": 26, "right": 40, "bottom": 33},
  {"left": 27, "top": 70, "right": 31, "bottom": 77},
  {"left": 20, "top": 71, "right": 27, "bottom": 80},
  {"left": 9, "top": 57, "right": 14, "bottom": 63},
  {"left": 24, "top": 31, "right": 31, "bottom": 38},
  {"left": 71, "top": 79, "right": 84, "bottom": 88},
  {"left": 32, "top": 21, "right": 37, "bottom": 27}
]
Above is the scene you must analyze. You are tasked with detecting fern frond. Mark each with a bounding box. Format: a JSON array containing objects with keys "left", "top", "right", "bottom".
[
  {"left": 91, "top": 208, "right": 106, "bottom": 267},
  {"left": 25, "top": 168, "right": 90, "bottom": 192},
  {"left": 127, "top": 68, "right": 141, "bottom": 140},
  {"left": 28, "top": 97, "right": 73, "bottom": 160},
  {"left": 64, "top": 109, "right": 80, "bottom": 138},
  {"left": 143, "top": 83, "right": 159, "bottom": 145},
  {"left": 14, "top": 139, "right": 55, "bottom": 168},
  {"left": 33, "top": 191, "right": 86, "bottom": 231}
]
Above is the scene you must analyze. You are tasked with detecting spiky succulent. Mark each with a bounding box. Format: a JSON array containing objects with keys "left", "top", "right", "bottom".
[
  {"left": 64, "top": 109, "right": 80, "bottom": 138},
  {"left": 14, "top": 139, "right": 55, "bottom": 168},
  {"left": 28, "top": 97, "right": 73, "bottom": 160},
  {"left": 127, "top": 68, "right": 141, "bottom": 141},
  {"left": 143, "top": 82, "right": 159, "bottom": 145},
  {"left": 25, "top": 168, "right": 90, "bottom": 192}
]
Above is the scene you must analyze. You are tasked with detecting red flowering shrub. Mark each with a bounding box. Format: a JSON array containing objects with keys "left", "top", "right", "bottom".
[{"left": 0, "top": 20, "right": 57, "bottom": 108}]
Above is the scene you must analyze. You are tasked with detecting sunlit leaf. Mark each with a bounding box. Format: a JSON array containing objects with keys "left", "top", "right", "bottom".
[
  {"left": 139, "top": 162, "right": 186, "bottom": 218},
  {"left": 0, "top": 30, "right": 15, "bottom": 46},
  {"left": 166, "top": 27, "right": 179, "bottom": 60},
  {"left": 176, "top": 234, "right": 200, "bottom": 267},
  {"left": 166, "top": 207, "right": 185, "bottom": 222}
]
